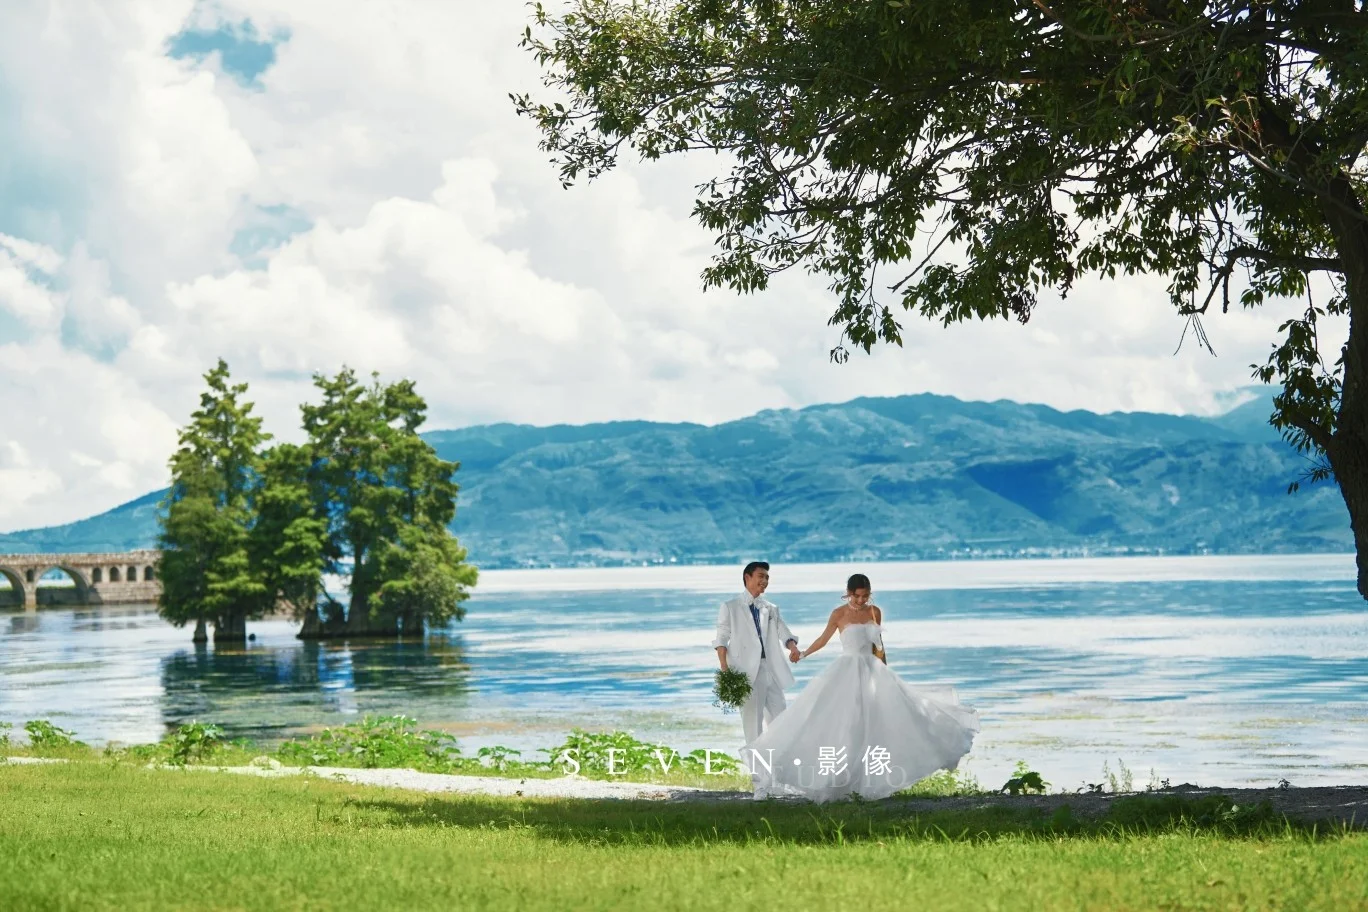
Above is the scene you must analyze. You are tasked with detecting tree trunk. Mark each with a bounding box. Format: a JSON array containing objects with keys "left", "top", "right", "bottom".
[
  {"left": 298, "top": 602, "right": 350, "bottom": 639},
  {"left": 296, "top": 609, "right": 323, "bottom": 640},
  {"left": 213, "top": 612, "right": 248, "bottom": 644},
  {"left": 192, "top": 617, "right": 208, "bottom": 643},
  {"left": 1318, "top": 175, "right": 1368, "bottom": 600},
  {"left": 367, "top": 612, "right": 401, "bottom": 638},
  {"left": 344, "top": 591, "right": 375, "bottom": 637},
  {"left": 399, "top": 611, "right": 425, "bottom": 639},
  {"left": 1335, "top": 435, "right": 1368, "bottom": 599},
  {"left": 343, "top": 605, "right": 401, "bottom": 638},
  {"left": 1331, "top": 286, "right": 1368, "bottom": 599}
]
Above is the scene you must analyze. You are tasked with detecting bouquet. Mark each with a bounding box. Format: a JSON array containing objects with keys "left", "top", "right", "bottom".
[{"left": 712, "top": 668, "right": 752, "bottom": 713}]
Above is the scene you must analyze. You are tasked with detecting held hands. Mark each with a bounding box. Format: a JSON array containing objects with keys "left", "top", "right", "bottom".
[{"left": 788, "top": 643, "right": 801, "bottom": 664}]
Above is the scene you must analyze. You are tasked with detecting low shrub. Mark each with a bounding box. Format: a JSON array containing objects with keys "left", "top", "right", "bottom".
[
  {"left": 901, "top": 767, "right": 982, "bottom": 797},
  {"left": 24, "top": 720, "right": 85, "bottom": 752},
  {"left": 168, "top": 722, "right": 226, "bottom": 766},
  {"left": 274, "top": 715, "right": 461, "bottom": 772},
  {"left": 1001, "top": 761, "right": 1049, "bottom": 795},
  {"left": 475, "top": 745, "right": 523, "bottom": 772},
  {"left": 542, "top": 729, "right": 737, "bottom": 778}
]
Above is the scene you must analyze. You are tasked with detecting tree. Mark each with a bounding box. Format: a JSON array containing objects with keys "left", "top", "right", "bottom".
[
  {"left": 250, "top": 442, "right": 328, "bottom": 638},
  {"left": 372, "top": 523, "right": 478, "bottom": 634},
  {"left": 301, "top": 368, "right": 477, "bottom": 637},
  {"left": 516, "top": 1, "right": 1368, "bottom": 597},
  {"left": 158, "top": 360, "right": 271, "bottom": 642}
]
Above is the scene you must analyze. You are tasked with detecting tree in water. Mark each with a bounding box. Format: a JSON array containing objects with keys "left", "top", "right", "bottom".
[
  {"left": 158, "top": 360, "right": 270, "bottom": 643},
  {"left": 300, "top": 368, "right": 477, "bottom": 637},
  {"left": 518, "top": 1, "right": 1368, "bottom": 598},
  {"left": 250, "top": 442, "right": 329, "bottom": 638}
]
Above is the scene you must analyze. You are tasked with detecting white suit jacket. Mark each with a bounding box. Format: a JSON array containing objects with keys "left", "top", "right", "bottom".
[{"left": 713, "top": 593, "right": 797, "bottom": 690}]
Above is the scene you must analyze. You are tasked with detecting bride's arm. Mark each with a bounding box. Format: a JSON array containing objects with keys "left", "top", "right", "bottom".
[
  {"left": 800, "top": 610, "right": 841, "bottom": 659},
  {"left": 870, "top": 605, "right": 886, "bottom": 663}
]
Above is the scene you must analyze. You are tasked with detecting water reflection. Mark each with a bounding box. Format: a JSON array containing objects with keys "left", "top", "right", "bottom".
[
  {"left": 157, "top": 635, "right": 474, "bottom": 740},
  {"left": 8, "top": 614, "right": 39, "bottom": 634}
]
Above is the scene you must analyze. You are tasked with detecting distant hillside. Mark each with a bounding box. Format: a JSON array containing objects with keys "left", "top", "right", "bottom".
[
  {"left": 0, "top": 489, "right": 166, "bottom": 555},
  {"left": 0, "top": 391, "right": 1352, "bottom": 568}
]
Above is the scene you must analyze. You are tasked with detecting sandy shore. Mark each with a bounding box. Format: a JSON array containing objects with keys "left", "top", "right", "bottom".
[{"left": 211, "top": 763, "right": 735, "bottom": 801}]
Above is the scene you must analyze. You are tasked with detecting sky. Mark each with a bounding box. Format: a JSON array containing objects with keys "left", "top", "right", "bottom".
[{"left": 0, "top": 1, "right": 1350, "bottom": 533}]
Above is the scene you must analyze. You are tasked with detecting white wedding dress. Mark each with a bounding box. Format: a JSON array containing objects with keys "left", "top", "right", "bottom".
[{"left": 745, "top": 622, "right": 979, "bottom": 803}]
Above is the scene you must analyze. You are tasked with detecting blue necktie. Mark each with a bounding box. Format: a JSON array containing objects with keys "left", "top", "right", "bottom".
[{"left": 749, "top": 601, "right": 765, "bottom": 659}]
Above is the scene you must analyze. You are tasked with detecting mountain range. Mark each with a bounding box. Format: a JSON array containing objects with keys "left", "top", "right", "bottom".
[{"left": 0, "top": 391, "right": 1352, "bottom": 568}]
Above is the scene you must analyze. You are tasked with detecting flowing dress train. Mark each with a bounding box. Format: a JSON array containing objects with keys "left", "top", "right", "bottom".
[{"left": 744, "top": 622, "right": 979, "bottom": 802}]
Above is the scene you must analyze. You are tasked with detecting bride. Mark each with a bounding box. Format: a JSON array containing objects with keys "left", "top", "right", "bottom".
[{"left": 744, "top": 573, "right": 979, "bottom": 802}]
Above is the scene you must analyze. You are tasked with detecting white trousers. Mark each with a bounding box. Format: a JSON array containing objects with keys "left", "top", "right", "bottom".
[{"left": 741, "top": 661, "right": 787, "bottom": 745}]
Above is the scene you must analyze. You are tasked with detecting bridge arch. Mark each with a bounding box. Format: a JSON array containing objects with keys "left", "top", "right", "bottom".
[
  {"left": 34, "top": 565, "right": 93, "bottom": 606},
  {"left": 0, "top": 551, "right": 159, "bottom": 609},
  {"left": 0, "top": 566, "right": 23, "bottom": 608}
]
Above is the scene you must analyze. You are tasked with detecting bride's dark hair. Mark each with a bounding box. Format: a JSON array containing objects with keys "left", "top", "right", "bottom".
[{"left": 846, "top": 573, "right": 871, "bottom": 593}]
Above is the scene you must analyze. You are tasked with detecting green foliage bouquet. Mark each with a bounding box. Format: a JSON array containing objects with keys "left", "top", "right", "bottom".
[{"left": 712, "top": 668, "right": 752, "bottom": 713}]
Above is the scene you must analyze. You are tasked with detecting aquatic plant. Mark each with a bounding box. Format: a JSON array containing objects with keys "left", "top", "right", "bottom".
[
  {"left": 168, "top": 722, "right": 226, "bottom": 766},
  {"left": 542, "top": 729, "right": 714, "bottom": 777},
  {"left": 902, "top": 767, "right": 982, "bottom": 797},
  {"left": 274, "top": 715, "right": 461, "bottom": 772},
  {"left": 1001, "top": 761, "right": 1050, "bottom": 796},
  {"left": 679, "top": 747, "right": 738, "bottom": 775},
  {"left": 1144, "top": 768, "right": 1170, "bottom": 792},
  {"left": 24, "top": 720, "right": 85, "bottom": 751},
  {"left": 475, "top": 745, "right": 522, "bottom": 772},
  {"left": 1103, "top": 758, "right": 1135, "bottom": 794}
]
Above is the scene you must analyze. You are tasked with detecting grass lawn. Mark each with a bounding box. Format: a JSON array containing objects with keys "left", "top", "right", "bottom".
[{"left": 2, "top": 761, "right": 1365, "bottom": 911}]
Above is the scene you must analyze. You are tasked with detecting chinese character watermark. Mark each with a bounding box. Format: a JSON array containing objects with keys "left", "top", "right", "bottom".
[
  {"left": 862, "top": 745, "right": 892, "bottom": 776},
  {"left": 817, "top": 746, "right": 848, "bottom": 776}
]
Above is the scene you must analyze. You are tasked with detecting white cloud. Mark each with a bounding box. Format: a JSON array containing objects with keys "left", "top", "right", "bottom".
[
  {"left": 0, "top": 0, "right": 1350, "bottom": 532},
  {"left": 0, "top": 235, "right": 64, "bottom": 329}
]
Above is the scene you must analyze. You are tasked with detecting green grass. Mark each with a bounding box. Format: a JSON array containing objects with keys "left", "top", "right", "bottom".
[{"left": 1, "top": 762, "right": 1365, "bottom": 911}]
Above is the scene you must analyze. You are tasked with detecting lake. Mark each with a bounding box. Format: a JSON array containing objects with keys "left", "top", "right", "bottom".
[{"left": 1, "top": 554, "right": 1364, "bottom": 790}]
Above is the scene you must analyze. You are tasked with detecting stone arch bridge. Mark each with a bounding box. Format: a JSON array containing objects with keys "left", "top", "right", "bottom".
[{"left": 0, "top": 551, "right": 161, "bottom": 609}]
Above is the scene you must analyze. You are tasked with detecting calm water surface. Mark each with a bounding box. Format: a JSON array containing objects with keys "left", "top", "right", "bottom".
[{"left": 1, "top": 554, "right": 1364, "bottom": 789}]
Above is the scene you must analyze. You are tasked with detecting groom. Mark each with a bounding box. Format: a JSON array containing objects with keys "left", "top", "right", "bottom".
[{"left": 713, "top": 561, "right": 802, "bottom": 745}]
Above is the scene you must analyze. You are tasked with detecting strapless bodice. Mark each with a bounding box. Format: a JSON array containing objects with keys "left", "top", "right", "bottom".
[{"left": 839, "top": 622, "right": 882, "bottom": 656}]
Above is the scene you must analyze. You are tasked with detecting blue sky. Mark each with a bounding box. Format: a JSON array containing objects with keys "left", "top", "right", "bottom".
[
  {"left": 0, "top": 1, "right": 1343, "bottom": 533},
  {"left": 167, "top": 19, "right": 283, "bottom": 86}
]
